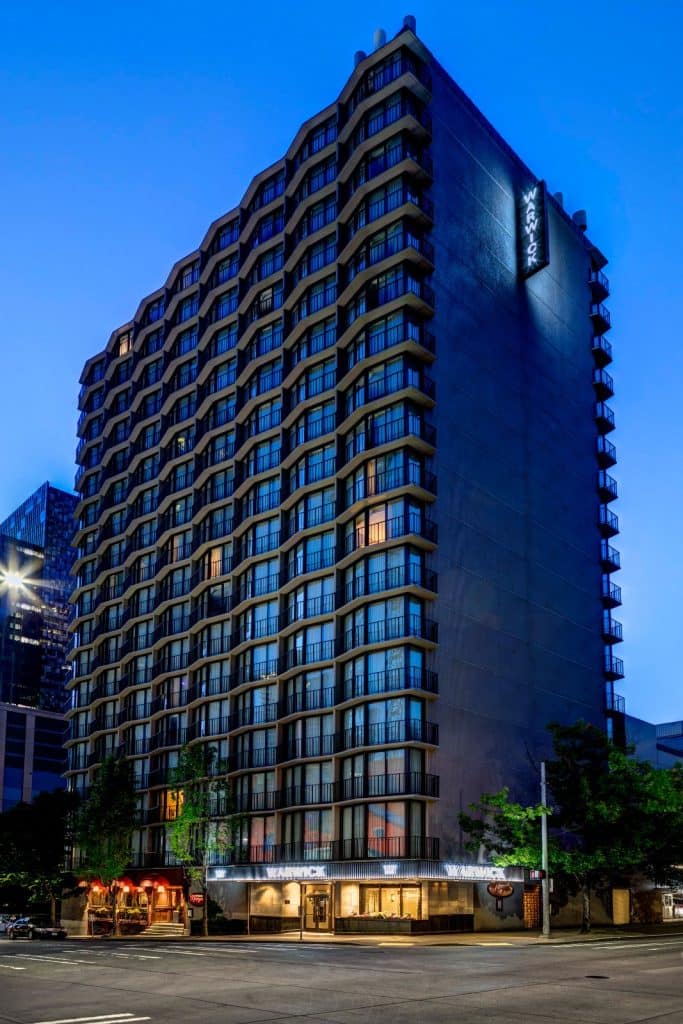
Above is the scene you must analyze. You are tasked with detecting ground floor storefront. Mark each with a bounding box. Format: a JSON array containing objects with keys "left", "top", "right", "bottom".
[
  {"left": 62, "top": 868, "right": 189, "bottom": 936},
  {"left": 208, "top": 861, "right": 533, "bottom": 933}
]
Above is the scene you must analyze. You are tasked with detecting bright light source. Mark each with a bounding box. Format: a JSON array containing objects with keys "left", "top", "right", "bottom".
[{"left": 3, "top": 572, "right": 25, "bottom": 589}]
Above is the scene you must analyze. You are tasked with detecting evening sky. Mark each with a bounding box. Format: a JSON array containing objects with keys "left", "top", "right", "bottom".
[{"left": 0, "top": 0, "right": 680, "bottom": 721}]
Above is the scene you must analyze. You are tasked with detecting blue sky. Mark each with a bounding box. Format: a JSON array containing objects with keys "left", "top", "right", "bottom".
[{"left": 1, "top": 1, "right": 681, "bottom": 722}]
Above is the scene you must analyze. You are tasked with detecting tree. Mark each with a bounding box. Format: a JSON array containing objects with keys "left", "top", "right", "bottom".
[
  {"left": 546, "top": 721, "right": 683, "bottom": 930},
  {"left": 0, "top": 789, "right": 80, "bottom": 925},
  {"left": 459, "top": 720, "right": 683, "bottom": 932},
  {"left": 74, "top": 756, "right": 137, "bottom": 936},
  {"left": 458, "top": 788, "right": 548, "bottom": 872},
  {"left": 167, "top": 744, "right": 241, "bottom": 936}
]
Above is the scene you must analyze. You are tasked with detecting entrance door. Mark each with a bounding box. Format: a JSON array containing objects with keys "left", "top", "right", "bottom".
[{"left": 305, "top": 888, "right": 331, "bottom": 931}]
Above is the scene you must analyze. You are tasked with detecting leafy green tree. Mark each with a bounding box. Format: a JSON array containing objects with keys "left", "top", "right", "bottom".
[
  {"left": 458, "top": 789, "right": 548, "bottom": 871},
  {"left": 0, "top": 789, "right": 79, "bottom": 925},
  {"left": 546, "top": 721, "right": 683, "bottom": 929},
  {"left": 74, "top": 756, "right": 137, "bottom": 935},
  {"left": 460, "top": 720, "right": 683, "bottom": 932},
  {"left": 167, "top": 744, "right": 241, "bottom": 936}
]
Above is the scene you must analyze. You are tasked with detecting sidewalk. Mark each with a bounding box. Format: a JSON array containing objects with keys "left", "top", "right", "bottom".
[{"left": 81, "top": 921, "right": 683, "bottom": 947}]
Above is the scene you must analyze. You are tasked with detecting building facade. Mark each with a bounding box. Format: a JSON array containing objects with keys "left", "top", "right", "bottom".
[
  {"left": 66, "top": 18, "right": 621, "bottom": 932},
  {"left": 0, "top": 483, "right": 78, "bottom": 711},
  {"left": 0, "top": 702, "right": 67, "bottom": 811}
]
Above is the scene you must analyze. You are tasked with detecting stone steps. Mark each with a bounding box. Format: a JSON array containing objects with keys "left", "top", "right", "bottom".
[{"left": 140, "top": 922, "right": 186, "bottom": 937}]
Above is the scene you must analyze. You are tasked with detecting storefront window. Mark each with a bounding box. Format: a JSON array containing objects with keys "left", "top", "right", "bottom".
[{"left": 360, "top": 884, "right": 421, "bottom": 918}]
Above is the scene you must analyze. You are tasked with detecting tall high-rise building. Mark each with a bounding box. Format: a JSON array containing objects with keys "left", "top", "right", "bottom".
[
  {"left": 66, "top": 19, "right": 622, "bottom": 932},
  {"left": 0, "top": 482, "right": 78, "bottom": 710}
]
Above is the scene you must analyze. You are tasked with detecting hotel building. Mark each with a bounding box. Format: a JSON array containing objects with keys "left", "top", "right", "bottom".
[{"left": 66, "top": 17, "right": 621, "bottom": 933}]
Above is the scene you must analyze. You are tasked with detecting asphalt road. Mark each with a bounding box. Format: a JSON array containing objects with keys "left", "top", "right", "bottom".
[{"left": 0, "top": 934, "right": 682, "bottom": 1024}]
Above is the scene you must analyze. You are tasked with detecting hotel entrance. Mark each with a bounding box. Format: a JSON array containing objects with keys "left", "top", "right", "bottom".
[{"left": 304, "top": 884, "right": 333, "bottom": 931}]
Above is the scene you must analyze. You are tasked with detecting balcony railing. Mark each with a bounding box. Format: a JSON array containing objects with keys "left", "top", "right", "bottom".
[
  {"left": 279, "top": 685, "right": 338, "bottom": 717},
  {"left": 589, "top": 269, "right": 610, "bottom": 302},
  {"left": 600, "top": 540, "right": 621, "bottom": 573},
  {"left": 595, "top": 402, "right": 615, "bottom": 434},
  {"left": 601, "top": 577, "right": 622, "bottom": 607},
  {"left": 606, "top": 690, "right": 625, "bottom": 713},
  {"left": 279, "top": 733, "right": 337, "bottom": 761},
  {"left": 592, "top": 335, "right": 613, "bottom": 366},
  {"left": 598, "top": 470, "right": 618, "bottom": 502},
  {"left": 599, "top": 505, "right": 619, "bottom": 537},
  {"left": 590, "top": 303, "right": 611, "bottom": 334},
  {"left": 284, "top": 593, "right": 336, "bottom": 626},
  {"left": 593, "top": 367, "right": 614, "bottom": 400},
  {"left": 284, "top": 639, "right": 336, "bottom": 669},
  {"left": 342, "top": 563, "right": 437, "bottom": 603},
  {"left": 596, "top": 435, "right": 617, "bottom": 468},
  {"left": 344, "top": 614, "right": 438, "bottom": 651},
  {"left": 341, "top": 718, "right": 438, "bottom": 749},
  {"left": 341, "top": 665, "right": 438, "bottom": 701},
  {"left": 150, "top": 727, "right": 188, "bottom": 751},
  {"left": 346, "top": 230, "right": 434, "bottom": 285},
  {"left": 343, "top": 510, "right": 437, "bottom": 556},
  {"left": 602, "top": 614, "right": 623, "bottom": 644},
  {"left": 336, "top": 771, "right": 439, "bottom": 801},
  {"left": 346, "top": 318, "right": 435, "bottom": 371},
  {"left": 604, "top": 652, "right": 625, "bottom": 680},
  {"left": 207, "top": 834, "right": 440, "bottom": 864},
  {"left": 345, "top": 463, "right": 437, "bottom": 508}
]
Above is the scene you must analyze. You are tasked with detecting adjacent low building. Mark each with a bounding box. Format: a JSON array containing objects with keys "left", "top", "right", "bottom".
[
  {"left": 0, "top": 701, "right": 67, "bottom": 811},
  {"left": 67, "top": 17, "right": 620, "bottom": 933}
]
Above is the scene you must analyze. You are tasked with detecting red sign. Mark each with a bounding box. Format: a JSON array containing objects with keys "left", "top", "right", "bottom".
[{"left": 189, "top": 893, "right": 205, "bottom": 906}]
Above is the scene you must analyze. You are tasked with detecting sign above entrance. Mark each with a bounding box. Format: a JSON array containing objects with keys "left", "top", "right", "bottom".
[
  {"left": 208, "top": 861, "right": 524, "bottom": 884},
  {"left": 517, "top": 180, "right": 549, "bottom": 279},
  {"left": 445, "top": 864, "right": 508, "bottom": 882},
  {"left": 265, "top": 865, "right": 327, "bottom": 880}
]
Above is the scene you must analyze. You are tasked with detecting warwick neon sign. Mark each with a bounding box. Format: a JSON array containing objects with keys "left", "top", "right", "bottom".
[{"left": 518, "top": 181, "right": 549, "bottom": 279}]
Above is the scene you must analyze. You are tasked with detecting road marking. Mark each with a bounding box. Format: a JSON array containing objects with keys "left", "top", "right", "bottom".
[
  {"left": 476, "top": 941, "right": 513, "bottom": 946},
  {"left": 14, "top": 954, "right": 95, "bottom": 966},
  {"left": 559, "top": 941, "right": 678, "bottom": 950},
  {"left": 378, "top": 942, "right": 415, "bottom": 947},
  {"left": 139, "top": 948, "right": 206, "bottom": 956},
  {"left": 192, "top": 945, "right": 249, "bottom": 952},
  {"left": 0, "top": 963, "right": 25, "bottom": 970},
  {"left": 643, "top": 966, "right": 683, "bottom": 974},
  {"left": 32, "top": 1016, "right": 147, "bottom": 1024}
]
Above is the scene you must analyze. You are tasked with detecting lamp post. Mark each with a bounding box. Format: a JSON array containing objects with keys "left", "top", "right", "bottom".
[{"left": 540, "top": 761, "right": 551, "bottom": 938}]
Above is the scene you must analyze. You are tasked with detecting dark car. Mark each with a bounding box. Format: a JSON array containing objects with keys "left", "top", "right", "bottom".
[{"left": 7, "top": 917, "right": 67, "bottom": 940}]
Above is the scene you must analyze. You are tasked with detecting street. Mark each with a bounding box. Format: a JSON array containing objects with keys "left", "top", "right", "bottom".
[{"left": 0, "top": 935, "right": 682, "bottom": 1024}]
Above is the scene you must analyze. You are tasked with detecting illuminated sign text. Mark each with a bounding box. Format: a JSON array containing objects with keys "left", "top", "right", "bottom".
[{"left": 518, "top": 181, "right": 549, "bottom": 279}]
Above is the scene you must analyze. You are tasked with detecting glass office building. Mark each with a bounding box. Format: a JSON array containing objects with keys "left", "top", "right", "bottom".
[
  {"left": 0, "top": 483, "right": 78, "bottom": 711},
  {"left": 66, "top": 18, "right": 620, "bottom": 932}
]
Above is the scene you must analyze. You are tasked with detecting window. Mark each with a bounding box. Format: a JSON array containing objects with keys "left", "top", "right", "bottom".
[{"left": 178, "top": 294, "right": 199, "bottom": 322}]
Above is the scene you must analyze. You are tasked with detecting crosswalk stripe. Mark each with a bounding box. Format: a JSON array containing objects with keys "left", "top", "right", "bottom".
[
  {"left": 33, "top": 1016, "right": 141, "bottom": 1024},
  {"left": 15, "top": 955, "right": 95, "bottom": 966}
]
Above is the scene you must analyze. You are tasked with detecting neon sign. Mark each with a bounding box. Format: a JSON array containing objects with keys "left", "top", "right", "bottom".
[{"left": 518, "top": 181, "right": 549, "bottom": 279}]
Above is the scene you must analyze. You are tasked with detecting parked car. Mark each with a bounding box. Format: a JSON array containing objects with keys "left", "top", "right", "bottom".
[
  {"left": 0, "top": 914, "right": 18, "bottom": 935},
  {"left": 7, "top": 917, "right": 67, "bottom": 940}
]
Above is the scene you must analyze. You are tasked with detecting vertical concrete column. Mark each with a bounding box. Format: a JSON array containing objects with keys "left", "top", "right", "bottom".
[
  {"left": 22, "top": 710, "right": 35, "bottom": 802},
  {"left": 0, "top": 706, "right": 7, "bottom": 807}
]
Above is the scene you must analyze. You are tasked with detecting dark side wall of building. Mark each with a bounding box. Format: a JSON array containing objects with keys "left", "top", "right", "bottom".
[{"left": 427, "top": 62, "right": 605, "bottom": 854}]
